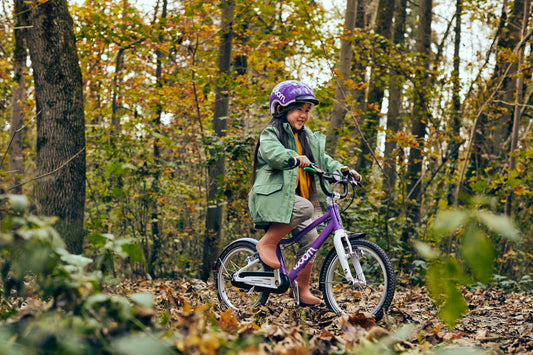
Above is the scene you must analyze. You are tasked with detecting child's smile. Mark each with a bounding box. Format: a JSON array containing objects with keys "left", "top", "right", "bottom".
[{"left": 287, "top": 102, "right": 312, "bottom": 131}]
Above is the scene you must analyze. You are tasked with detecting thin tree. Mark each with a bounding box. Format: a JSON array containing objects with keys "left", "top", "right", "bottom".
[
  {"left": 17, "top": 0, "right": 86, "bottom": 254},
  {"left": 471, "top": 0, "right": 524, "bottom": 176},
  {"left": 401, "top": 0, "right": 432, "bottom": 256},
  {"left": 356, "top": 0, "right": 395, "bottom": 171},
  {"left": 201, "top": 0, "right": 235, "bottom": 281},
  {"left": 506, "top": 0, "right": 531, "bottom": 216},
  {"left": 383, "top": 0, "right": 407, "bottom": 194},
  {"left": 149, "top": 0, "right": 168, "bottom": 277},
  {"left": 382, "top": 0, "right": 407, "bottom": 248},
  {"left": 326, "top": 0, "right": 357, "bottom": 155},
  {"left": 446, "top": 0, "right": 463, "bottom": 207},
  {"left": 8, "top": 1, "right": 27, "bottom": 194},
  {"left": 405, "top": 0, "right": 432, "bottom": 208}
]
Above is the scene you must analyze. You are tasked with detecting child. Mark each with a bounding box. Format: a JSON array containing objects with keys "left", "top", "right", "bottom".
[{"left": 248, "top": 80, "right": 361, "bottom": 306}]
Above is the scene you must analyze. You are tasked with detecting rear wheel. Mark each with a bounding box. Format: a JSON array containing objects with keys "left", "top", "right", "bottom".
[
  {"left": 319, "top": 239, "right": 395, "bottom": 320},
  {"left": 214, "top": 240, "right": 269, "bottom": 312}
]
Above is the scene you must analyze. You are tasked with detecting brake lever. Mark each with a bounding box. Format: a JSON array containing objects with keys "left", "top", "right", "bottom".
[
  {"left": 309, "top": 163, "right": 323, "bottom": 174},
  {"left": 340, "top": 167, "right": 362, "bottom": 187}
]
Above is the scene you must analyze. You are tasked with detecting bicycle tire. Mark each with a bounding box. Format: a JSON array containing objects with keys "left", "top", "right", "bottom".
[
  {"left": 214, "top": 239, "right": 270, "bottom": 312},
  {"left": 319, "top": 238, "right": 395, "bottom": 321}
]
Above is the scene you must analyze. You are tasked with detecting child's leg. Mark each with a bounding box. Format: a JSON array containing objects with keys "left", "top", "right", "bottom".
[
  {"left": 295, "top": 262, "right": 320, "bottom": 305},
  {"left": 292, "top": 222, "right": 321, "bottom": 305},
  {"left": 257, "top": 196, "right": 313, "bottom": 269},
  {"left": 256, "top": 223, "right": 292, "bottom": 269},
  {"left": 293, "top": 222, "right": 319, "bottom": 262},
  {"left": 293, "top": 189, "right": 321, "bottom": 261}
]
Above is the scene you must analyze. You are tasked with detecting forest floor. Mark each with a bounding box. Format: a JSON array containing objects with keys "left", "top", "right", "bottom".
[{"left": 117, "top": 278, "right": 533, "bottom": 354}]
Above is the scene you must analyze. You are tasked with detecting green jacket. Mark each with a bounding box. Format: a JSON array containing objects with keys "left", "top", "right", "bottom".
[{"left": 248, "top": 122, "right": 344, "bottom": 229}]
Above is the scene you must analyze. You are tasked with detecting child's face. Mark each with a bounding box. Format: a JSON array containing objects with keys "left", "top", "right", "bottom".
[{"left": 286, "top": 102, "right": 312, "bottom": 131}]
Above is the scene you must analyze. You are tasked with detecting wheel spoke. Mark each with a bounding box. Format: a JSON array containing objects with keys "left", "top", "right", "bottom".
[
  {"left": 320, "top": 239, "right": 395, "bottom": 321},
  {"left": 215, "top": 242, "right": 269, "bottom": 313}
]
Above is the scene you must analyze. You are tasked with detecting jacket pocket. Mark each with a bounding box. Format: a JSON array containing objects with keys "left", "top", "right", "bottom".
[{"left": 254, "top": 183, "right": 283, "bottom": 196}]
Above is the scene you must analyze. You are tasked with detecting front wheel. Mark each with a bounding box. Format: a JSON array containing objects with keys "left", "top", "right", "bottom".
[
  {"left": 214, "top": 239, "right": 270, "bottom": 313},
  {"left": 319, "top": 239, "right": 395, "bottom": 321}
]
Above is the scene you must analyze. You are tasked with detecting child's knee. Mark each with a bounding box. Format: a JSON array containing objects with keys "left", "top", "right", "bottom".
[{"left": 292, "top": 198, "right": 314, "bottom": 224}]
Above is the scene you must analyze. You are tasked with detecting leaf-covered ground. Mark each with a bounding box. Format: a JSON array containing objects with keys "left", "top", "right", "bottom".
[{"left": 116, "top": 278, "right": 532, "bottom": 354}]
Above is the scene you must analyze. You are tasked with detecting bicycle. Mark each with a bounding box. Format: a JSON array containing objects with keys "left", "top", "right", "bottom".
[{"left": 214, "top": 162, "right": 395, "bottom": 321}]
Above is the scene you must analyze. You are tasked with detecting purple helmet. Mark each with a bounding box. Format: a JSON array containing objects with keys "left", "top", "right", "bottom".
[{"left": 269, "top": 80, "right": 319, "bottom": 114}]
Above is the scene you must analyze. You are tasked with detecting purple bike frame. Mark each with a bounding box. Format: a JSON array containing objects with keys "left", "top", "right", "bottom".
[{"left": 277, "top": 201, "right": 345, "bottom": 284}]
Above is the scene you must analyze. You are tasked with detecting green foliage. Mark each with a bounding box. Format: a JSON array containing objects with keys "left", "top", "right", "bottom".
[
  {"left": 426, "top": 256, "right": 470, "bottom": 327},
  {"left": 87, "top": 232, "right": 145, "bottom": 275},
  {"left": 70, "top": 0, "right": 336, "bottom": 278},
  {"left": 1, "top": 0, "right": 530, "bottom": 322},
  {"left": 0, "top": 193, "right": 168, "bottom": 354},
  {"left": 417, "top": 199, "right": 522, "bottom": 327}
]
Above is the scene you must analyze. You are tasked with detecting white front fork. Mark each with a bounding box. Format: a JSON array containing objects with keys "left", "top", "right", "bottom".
[{"left": 333, "top": 230, "right": 367, "bottom": 286}]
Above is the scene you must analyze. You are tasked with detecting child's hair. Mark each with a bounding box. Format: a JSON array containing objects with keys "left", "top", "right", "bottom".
[{"left": 251, "top": 102, "right": 315, "bottom": 186}]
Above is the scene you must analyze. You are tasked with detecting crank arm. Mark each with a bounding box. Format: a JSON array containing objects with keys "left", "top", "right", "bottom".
[{"left": 233, "top": 268, "right": 282, "bottom": 290}]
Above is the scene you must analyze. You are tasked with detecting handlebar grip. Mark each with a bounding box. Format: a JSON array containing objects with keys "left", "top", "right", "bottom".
[{"left": 288, "top": 157, "right": 300, "bottom": 168}]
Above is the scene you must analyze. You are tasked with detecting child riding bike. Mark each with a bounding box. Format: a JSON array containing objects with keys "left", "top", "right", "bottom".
[{"left": 249, "top": 80, "right": 361, "bottom": 306}]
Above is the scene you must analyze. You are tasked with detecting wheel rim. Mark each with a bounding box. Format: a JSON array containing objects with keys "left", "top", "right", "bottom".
[
  {"left": 216, "top": 245, "right": 266, "bottom": 312},
  {"left": 324, "top": 245, "right": 390, "bottom": 316}
]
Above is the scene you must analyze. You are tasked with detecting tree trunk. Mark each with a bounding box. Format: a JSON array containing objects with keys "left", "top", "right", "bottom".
[
  {"left": 405, "top": 0, "right": 432, "bottom": 212},
  {"left": 111, "top": 48, "right": 125, "bottom": 131},
  {"left": 326, "top": 0, "right": 357, "bottom": 155},
  {"left": 401, "top": 0, "right": 432, "bottom": 256},
  {"left": 233, "top": 2, "right": 248, "bottom": 79},
  {"left": 472, "top": 0, "right": 523, "bottom": 176},
  {"left": 446, "top": 0, "right": 463, "bottom": 207},
  {"left": 149, "top": 0, "right": 168, "bottom": 277},
  {"left": 356, "top": 0, "right": 395, "bottom": 171},
  {"left": 383, "top": 0, "right": 407, "bottom": 193},
  {"left": 8, "top": 1, "right": 28, "bottom": 194},
  {"left": 19, "top": 0, "right": 86, "bottom": 254},
  {"left": 506, "top": 0, "right": 530, "bottom": 216},
  {"left": 382, "top": 0, "right": 407, "bottom": 249},
  {"left": 201, "top": 0, "right": 234, "bottom": 281}
]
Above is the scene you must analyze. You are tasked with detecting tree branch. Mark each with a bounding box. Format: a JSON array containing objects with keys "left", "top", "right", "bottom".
[
  {"left": 456, "top": 24, "right": 533, "bottom": 205},
  {"left": 0, "top": 112, "right": 38, "bottom": 172},
  {"left": 6, "top": 147, "right": 85, "bottom": 192}
]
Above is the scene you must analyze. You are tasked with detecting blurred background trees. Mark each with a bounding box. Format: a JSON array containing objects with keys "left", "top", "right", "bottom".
[{"left": 0, "top": 0, "right": 530, "bottom": 287}]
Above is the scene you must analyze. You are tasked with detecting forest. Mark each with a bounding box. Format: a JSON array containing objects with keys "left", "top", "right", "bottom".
[{"left": 0, "top": 0, "right": 531, "bottom": 353}]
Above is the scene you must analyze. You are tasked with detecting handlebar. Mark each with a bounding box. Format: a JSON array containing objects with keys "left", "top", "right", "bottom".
[{"left": 288, "top": 158, "right": 361, "bottom": 199}]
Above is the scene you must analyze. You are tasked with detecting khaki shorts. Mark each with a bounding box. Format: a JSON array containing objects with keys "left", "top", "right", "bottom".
[{"left": 289, "top": 195, "right": 320, "bottom": 262}]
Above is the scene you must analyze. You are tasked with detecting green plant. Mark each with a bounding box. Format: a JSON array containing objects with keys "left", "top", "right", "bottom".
[
  {"left": 0, "top": 193, "right": 168, "bottom": 354},
  {"left": 416, "top": 196, "right": 521, "bottom": 327}
]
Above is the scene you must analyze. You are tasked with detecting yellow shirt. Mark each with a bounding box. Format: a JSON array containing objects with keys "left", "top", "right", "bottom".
[{"left": 294, "top": 132, "right": 310, "bottom": 199}]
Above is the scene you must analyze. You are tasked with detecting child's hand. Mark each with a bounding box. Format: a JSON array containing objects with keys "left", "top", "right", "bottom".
[
  {"left": 350, "top": 169, "right": 361, "bottom": 182},
  {"left": 295, "top": 155, "right": 311, "bottom": 167},
  {"left": 342, "top": 168, "right": 361, "bottom": 185}
]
